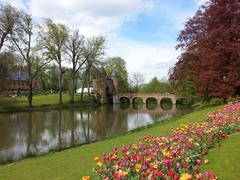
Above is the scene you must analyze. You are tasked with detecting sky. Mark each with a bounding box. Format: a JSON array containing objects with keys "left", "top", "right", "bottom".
[{"left": 1, "top": 0, "right": 208, "bottom": 81}]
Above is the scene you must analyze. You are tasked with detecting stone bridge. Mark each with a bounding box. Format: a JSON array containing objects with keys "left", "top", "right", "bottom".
[{"left": 117, "top": 93, "right": 179, "bottom": 104}]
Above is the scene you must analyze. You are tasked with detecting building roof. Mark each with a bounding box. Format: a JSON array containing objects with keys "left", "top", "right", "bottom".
[{"left": 8, "top": 72, "right": 29, "bottom": 81}]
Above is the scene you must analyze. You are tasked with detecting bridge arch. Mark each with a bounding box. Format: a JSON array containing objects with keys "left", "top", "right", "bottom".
[
  {"left": 132, "top": 97, "right": 143, "bottom": 104},
  {"left": 160, "top": 97, "right": 173, "bottom": 104},
  {"left": 145, "top": 97, "right": 158, "bottom": 104},
  {"left": 119, "top": 96, "right": 131, "bottom": 104}
]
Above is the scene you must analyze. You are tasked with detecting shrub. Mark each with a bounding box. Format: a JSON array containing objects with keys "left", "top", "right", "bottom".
[
  {"left": 226, "top": 96, "right": 240, "bottom": 103},
  {"left": 209, "top": 97, "right": 225, "bottom": 106}
]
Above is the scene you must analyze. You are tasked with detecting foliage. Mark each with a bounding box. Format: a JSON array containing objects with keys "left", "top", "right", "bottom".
[
  {"left": 170, "top": 0, "right": 240, "bottom": 100},
  {"left": 209, "top": 98, "right": 225, "bottom": 107},
  {"left": 38, "top": 19, "right": 69, "bottom": 105},
  {"left": 0, "top": 52, "right": 16, "bottom": 90},
  {"left": 0, "top": 4, "right": 21, "bottom": 51},
  {"left": 10, "top": 13, "right": 51, "bottom": 107},
  {"left": 226, "top": 96, "right": 240, "bottom": 103},
  {"left": 104, "top": 57, "right": 129, "bottom": 93},
  {"left": 80, "top": 36, "right": 105, "bottom": 99},
  {"left": 139, "top": 77, "right": 175, "bottom": 94},
  {"left": 65, "top": 29, "right": 85, "bottom": 103}
]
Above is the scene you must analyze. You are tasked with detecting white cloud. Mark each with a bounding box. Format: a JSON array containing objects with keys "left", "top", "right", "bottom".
[
  {"left": 195, "top": 0, "right": 209, "bottom": 6},
  {"left": 27, "top": 0, "right": 154, "bottom": 36},
  {"left": 0, "top": 0, "right": 26, "bottom": 10},
  {"left": 107, "top": 37, "right": 180, "bottom": 81}
]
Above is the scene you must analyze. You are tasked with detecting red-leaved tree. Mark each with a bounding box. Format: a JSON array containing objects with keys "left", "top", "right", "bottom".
[{"left": 170, "top": 0, "right": 240, "bottom": 101}]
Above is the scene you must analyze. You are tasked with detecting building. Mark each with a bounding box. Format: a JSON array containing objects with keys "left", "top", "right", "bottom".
[
  {"left": 92, "top": 70, "right": 119, "bottom": 104},
  {"left": 7, "top": 72, "right": 42, "bottom": 94}
]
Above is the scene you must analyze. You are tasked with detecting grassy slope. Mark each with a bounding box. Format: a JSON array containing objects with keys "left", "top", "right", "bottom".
[
  {"left": 201, "top": 134, "right": 240, "bottom": 179},
  {"left": 0, "top": 106, "right": 234, "bottom": 180},
  {"left": 0, "top": 94, "right": 95, "bottom": 112}
]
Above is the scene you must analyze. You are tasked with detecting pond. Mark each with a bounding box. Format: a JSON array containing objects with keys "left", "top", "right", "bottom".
[{"left": 0, "top": 103, "right": 190, "bottom": 164}]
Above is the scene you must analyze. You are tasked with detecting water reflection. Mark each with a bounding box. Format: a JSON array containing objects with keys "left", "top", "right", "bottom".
[{"left": 0, "top": 104, "right": 188, "bottom": 164}]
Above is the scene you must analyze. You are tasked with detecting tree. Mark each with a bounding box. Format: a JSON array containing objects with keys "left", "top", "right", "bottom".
[
  {"left": 0, "top": 52, "right": 16, "bottom": 91},
  {"left": 65, "top": 29, "right": 85, "bottom": 104},
  {"left": 171, "top": 0, "right": 240, "bottom": 101},
  {"left": 38, "top": 19, "right": 68, "bottom": 105},
  {"left": 0, "top": 4, "right": 21, "bottom": 51},
  {"left": 10, "top": 14, "right": 51, "bottom": 107},
  {"left": 129, "top": 72, "right": 144, "bottom": 92},
  {"left": 80, "top": 36, "right": 105, "bottom": 99},
  {"left": 139, "top": 76, "right": 175, "bottom": 93},
  {"left": 104, "top": 57, "right": 129, "bottom": 93}
]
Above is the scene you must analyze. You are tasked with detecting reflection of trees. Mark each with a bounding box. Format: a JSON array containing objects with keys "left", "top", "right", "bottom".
[
  {"left": 91, "top": 106, "right": 128, "bottom": 138},
  {"left": 0, "top": 104, "right": 183, "bottom": 163},
  {"left": 69, "top": 110, "right": 75, "bottom": 146},
  {"left": 79, "top": 110, "right": 91, "bottom": 143},
  {"left": 26, "top": 112, "right": 32, "bottom": 155},
  {"left": 58, "top": 111, "right": 62, "bottom": 150}
]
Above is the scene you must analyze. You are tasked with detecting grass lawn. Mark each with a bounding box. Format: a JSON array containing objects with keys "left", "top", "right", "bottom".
[
  {"left": 0, "top": 105, "right": 238, "bottom": 179},
  {"left": 0, "top": 94, "right": 96, "bottom": 113},
  {"left": 201, "top": 134, "right": 240, "bottom": 179}
]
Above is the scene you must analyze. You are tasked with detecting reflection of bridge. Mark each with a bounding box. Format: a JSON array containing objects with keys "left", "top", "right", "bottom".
[
  {"left": 114, "top": 104, "right": 178, "bottom": 116},
  {"left": 118, "top": 93, "right": 178, "bottom": 104}
]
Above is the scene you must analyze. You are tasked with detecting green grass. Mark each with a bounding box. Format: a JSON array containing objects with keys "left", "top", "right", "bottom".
[
  {"left": 0, "top": 94, "right": 96, "bottom": 113},
  {"left": 0, "top": 106, "right": 231, "bottom": 180},
  {"left": 201, "top": 134, "right": 240, "bottom": 179}
]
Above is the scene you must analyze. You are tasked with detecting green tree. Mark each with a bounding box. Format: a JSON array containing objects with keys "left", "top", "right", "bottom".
[
  {"left": 80, "top": 36, "right": 105, "bottom": 99},
  {"left": 0, "top": 4, "right": 21, "bottom": 51},
  {"left": 38, "top": 19, "right": 68, "bottom": 105},
  {"left": 11, "top": 14, "right": 51, "bottom": 107},
  {"left": 139, "top": 76, "right": 174, "bottom": 93},
  {"left": 104, "top": 57, "right": 129, "bottom": 93},
  {"left": 0, "top": 52, "right": 16, "bottom": 91},
  {"left": 65, "top": 29, "right": 86, "bottom": 104}
]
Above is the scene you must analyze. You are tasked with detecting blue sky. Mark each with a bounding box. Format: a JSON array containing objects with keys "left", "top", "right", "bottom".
[
  {"left": 1, "top": 0, "right": 206, "bottom": 81},
  {"left": 120, "top": 0, "right": 199, "bottom": 43}
]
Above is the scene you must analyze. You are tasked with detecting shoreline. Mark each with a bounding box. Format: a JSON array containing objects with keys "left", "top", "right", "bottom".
[{"left": 0, "top": 102, "right": 99, "bottom": 113}]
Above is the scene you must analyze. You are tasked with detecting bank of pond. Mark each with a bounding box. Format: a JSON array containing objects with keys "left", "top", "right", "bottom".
[{"left": 0, "top": 101, "right": 190, "bottom": 164}]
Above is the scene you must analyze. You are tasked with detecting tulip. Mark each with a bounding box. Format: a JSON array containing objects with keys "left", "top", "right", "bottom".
[
  {"left": 176, "top": 162, "right": 181, "bottom": 169},
  {"left": 196, "top": 173, "right": 203, "bottom": 179},
  {"left": 204, "top": 159, "right": 209, "bottom": 164},
  {"left": 94, "top": 156, "right": 100, "bottom": 163},
  {"left": 82, "top": 176, "right": 90, "bottom": 180}
]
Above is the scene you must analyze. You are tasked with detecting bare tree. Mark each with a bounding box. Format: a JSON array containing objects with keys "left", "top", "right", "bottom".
[
  {"left": 10, "top": 14, "right": 51, "bottom": 107},
  {"left": 129, "top": 72, "right": 145, "bottom": 92},
  {"left": 0, "top": 4, "right": 21, "bottom": 51},
  {"left": 38, "top": 19, "right": 68, "bottom": 105},
  {"left": 65, "top": 29, "right": 85, "bottom": 104}
]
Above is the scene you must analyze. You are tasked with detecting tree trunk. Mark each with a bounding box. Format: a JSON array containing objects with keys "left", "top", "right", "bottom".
[
  {"left": 28, "top": 79, "right": 33, "bottom": 107},
  {"left": 71, "top": 72, "right": 75, "bottom": 104},
  {"left": 28, "top": 66, "right": 33, "bottom": 107},
  {"left": 59, "top": 65, "right": 63, "bottom": 105},
  {"left": 58, "top": 110, "right": 62, "bottom": 150},
  {"left": 87, "top": 72, "right": 90, "bottom": 95},
  {"left": 80, "top": 72, "right": 88, "bottom": 101},
  {"left": 0, "top": 31, "right": 8, "bottom": 52}
]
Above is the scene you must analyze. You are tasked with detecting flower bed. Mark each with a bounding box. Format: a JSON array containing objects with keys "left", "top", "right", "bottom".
[{"left": 85, "top": 103, "right": 240, "bottom": 180}]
